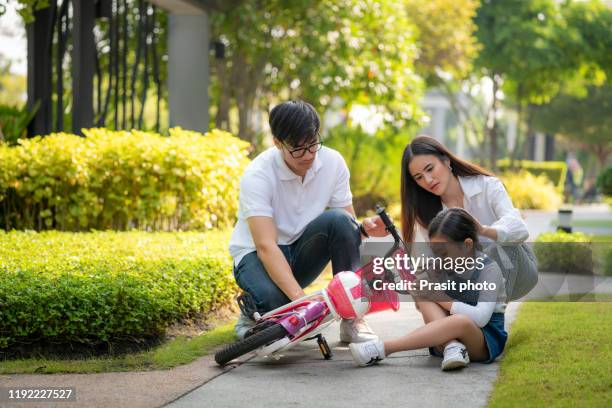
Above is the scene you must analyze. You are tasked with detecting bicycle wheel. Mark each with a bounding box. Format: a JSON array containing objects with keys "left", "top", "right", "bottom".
[{"left": 214, "top": 323, "right": 288, "bottom": 366}]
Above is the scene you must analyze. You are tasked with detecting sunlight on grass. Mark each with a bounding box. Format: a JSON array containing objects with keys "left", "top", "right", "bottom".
[{"left": 488, "top": 300, "right": 612, "bottom": 407}]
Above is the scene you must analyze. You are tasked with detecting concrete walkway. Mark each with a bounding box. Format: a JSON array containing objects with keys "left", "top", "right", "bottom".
[
  {"left": 0, "top": 353, "right": 225, "bottom": 408},
  {"left": 165, "top": 272, "right": 612, "bottom": 408},
  {"left": 522, "top": 204, "right": 612, "bottom": 239},
  {"left": 165, "top": 302, "right": 523, "bottom": 408}
]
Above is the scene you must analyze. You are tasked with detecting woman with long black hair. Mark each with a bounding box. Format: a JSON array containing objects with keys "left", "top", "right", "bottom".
[
  {"left": 396, "top": 136, "right": 537, "bottom": 297},
  {"left": 364, "top": 135, "right": 537, "bottom": 366}
]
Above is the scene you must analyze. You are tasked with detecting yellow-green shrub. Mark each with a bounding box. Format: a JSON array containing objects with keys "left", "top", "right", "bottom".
[
  {"left": 500, "top": 171, "right": 562, "bottom": 210},
  {"left": 0, "top": 230, "right": 237, "bottom": 348},
  {"left": 497, "top": 159, "right": 567, "bottom": 193},
  {"left": 0, "top": 128, "right": 250, "bottom": 231}
]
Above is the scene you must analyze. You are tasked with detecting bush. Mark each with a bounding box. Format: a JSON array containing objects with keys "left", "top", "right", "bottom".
[
  {"left": 534, "top": 231, "right": 593, "bottom": 274},
  {"left": 0, "top": 128, "right": 250, "bottom": 231},
  {"left": 0, "top": 103, "right": 38, "bottom": 145},
  {"left": 323, "top": 125, "right": 409, "bottom": 216},
  {"left": 497, "top": 159, "right": 567, "bottom": 192},
  {"left": 604, "top": 250, "right": 612, "bottom": 276},
  {"left": 0, "top": 230, "right": 237, "bottom": 349},
  {"left": 499, "top": 171, "right": 562, "bottom": 210},
  {"left": 596, "top": 166, "right": 612, "bottom": 196}
]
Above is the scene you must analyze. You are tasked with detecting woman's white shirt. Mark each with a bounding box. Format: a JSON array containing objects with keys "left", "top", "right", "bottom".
[{"left": 414, "top": 175, "right": 529, "bottom": 244}]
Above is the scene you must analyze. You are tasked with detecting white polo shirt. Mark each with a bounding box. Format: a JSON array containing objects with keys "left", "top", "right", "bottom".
[{"left": 229, "top": 146, "right": 353, "bottom": 266}]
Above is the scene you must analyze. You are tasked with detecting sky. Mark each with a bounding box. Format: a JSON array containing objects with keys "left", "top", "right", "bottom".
[{"left": 0, "top": 4, "right": 27, "bottom": 75}]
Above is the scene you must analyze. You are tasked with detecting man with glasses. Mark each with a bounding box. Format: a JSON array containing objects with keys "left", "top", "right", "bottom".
[{"left": 229, "top": 100, "right": 384, "bottom": 342}]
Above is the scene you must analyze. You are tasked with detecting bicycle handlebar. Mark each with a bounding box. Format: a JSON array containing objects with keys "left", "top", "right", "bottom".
[{"left": 375, "top": 204, "right": 403, "bottom": 244}]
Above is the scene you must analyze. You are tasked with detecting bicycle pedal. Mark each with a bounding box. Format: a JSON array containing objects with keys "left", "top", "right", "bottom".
[
  {"left": 316, "top": 334, "right": 333, "bottom": 360},
  {"left": 237, "top": 292, "right": 258, "bottom": 319}
]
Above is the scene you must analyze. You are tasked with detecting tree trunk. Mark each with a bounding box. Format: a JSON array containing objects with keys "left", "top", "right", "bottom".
[
  {"left": 594, "top": 147, "right": 608, "bottom": 172},
  {"left": 439, "top": 80, "right": 484, "bottom": 160},
  {"left": 234, "top": 52, "right": 267, "bottom": 146},
  {"left": 214, "top": 57, "right": 231, "bottom": 131},
  {"left": 236, "top": 91, "right": 255, "bottom": 144},
  {"left": 523, "top": 103, "right": 537, "bottom": 163},
  {"left": 234, "top": 53, "right": 255, "bottom": 144},
  {"left": 486, "top": 73, "right": 500, "bottom": 170}
]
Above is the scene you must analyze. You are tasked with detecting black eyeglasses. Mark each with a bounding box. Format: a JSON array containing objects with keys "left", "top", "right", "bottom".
[{"left": 284, "top": 140, "right": 323, "bottom": 158}]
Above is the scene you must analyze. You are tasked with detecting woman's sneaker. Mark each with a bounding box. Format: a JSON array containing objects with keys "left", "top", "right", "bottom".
[
  {"left": 349, "top": 339, "right": 385, "bottom": 366},
  {"left": 339, "top": 318, "right": 378, "bottom": 343},
  {"left": 441, "top": 341, "right": 470, "bottom": 371}
]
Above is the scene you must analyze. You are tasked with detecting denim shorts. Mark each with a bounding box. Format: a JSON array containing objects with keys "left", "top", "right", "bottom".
[{"left": 429, "top": 313, "right": 508, "bottom": 363}]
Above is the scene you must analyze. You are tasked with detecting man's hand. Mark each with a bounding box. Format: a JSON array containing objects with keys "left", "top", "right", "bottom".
[{"left": 362, "top": 215, "right": 389, "bottom": 237}]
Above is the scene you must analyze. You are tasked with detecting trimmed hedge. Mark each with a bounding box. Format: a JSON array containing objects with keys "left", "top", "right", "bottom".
[
  {"left": 497, "top": 159, "right": 567, "bottom": 192},
  {"left": 534, "top": 231, "right": 592, "bottom": 274},
  {"left": 0, "top": 230, "right": 237, "bottom": 349},
  {"left": 500, "top": 171, "right": 562, "bottom": 210},
  {"left": 605, "top": 250, "right": 612, "bottom": 277},
  {"left": 0, "top": 128, "right": 250, "bottom": 231}
]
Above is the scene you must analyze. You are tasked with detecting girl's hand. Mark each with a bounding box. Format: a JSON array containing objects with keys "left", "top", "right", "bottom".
[
  {"left": 362, "top": 216, "right": 389, "bottom": 237},
  {"left": 437, "top": 301, "right": 453, "bottom": 311}
]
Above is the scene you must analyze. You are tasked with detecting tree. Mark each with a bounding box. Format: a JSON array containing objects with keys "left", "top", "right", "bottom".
[
  {"left": 405, "top": 0, "right": 479, "bottom": 85},
  {"left": 0, "top": 0, "right": 50, "bottom": 22},
  {"left": 474, "top": 0, "right": 578, "bottom": 168},
  {"left": 210, "top": 0, "right": 423, "bottom": 145},
  {"left": 474, "top": 0, "right": 612, "bottom": 168},
  {"left": 533, "top": 85, "right": 612, "bottom": 170},
  {"left": 404, "top": 0, "right": 489, "bottom": 159},
  {"left": 563, "top": 0, "right": 612, "bottom": 81}
]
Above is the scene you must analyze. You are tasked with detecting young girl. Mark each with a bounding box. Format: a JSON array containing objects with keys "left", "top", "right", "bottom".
[{"left": 350, "top": 208, "right": 508, "bottom": 371}]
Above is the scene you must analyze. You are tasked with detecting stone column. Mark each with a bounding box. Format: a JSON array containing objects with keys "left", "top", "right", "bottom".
[
  {"left": 431, "top": 107, "right": 447, "bottom": 142},
  {"left": 534, "top": 132, "right": 546, "bottom": 162},
  {"left": 167, "top": 12, "right": 210, "bottom": 132}
]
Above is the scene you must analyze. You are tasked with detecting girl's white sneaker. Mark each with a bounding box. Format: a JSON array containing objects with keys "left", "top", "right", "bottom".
[
  {"left": 441, "top": 342, "right": 470, "bottom": 371},
  {"left": 349, "top": 339, "right": 385, "bottom": 366}
]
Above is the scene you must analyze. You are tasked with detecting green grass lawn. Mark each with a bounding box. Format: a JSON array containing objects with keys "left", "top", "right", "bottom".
[
  {"left": 488, "top": 299, "right": 612, "bottom": 407},
  {"left": 0, "top": 320, "right": 237, "bottom": 374}
]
